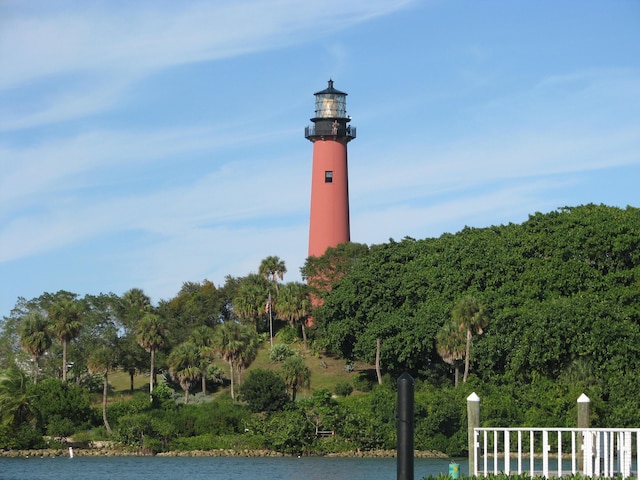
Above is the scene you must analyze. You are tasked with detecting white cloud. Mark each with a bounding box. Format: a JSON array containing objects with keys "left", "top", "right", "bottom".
[{"left": 0, "top": 0, "right": 418, "bottom": 129}]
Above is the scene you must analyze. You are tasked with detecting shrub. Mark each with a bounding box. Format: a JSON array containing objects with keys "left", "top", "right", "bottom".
[
  {"left": 171, "top": 433, "right": 266, "bottom": 451},
  {"left": 151, "top": 383, "right": 176, "bottom": 410},
  {"left": 353, "top": 372, "right": 373, "bottom": 392},
  {"left": 46, "top": 416, "right": 76, "bottom": 437},
  {"left": 269, "top": 343, "right": 295, "bottom": 362},
  {"left": 0, "top": 424, "right": 46, "bottom": 449},
  {"left": 107, "top": 391, "right": 152, "bottom": 424},
  {"left": 28, "top": 378, "right": 94, "bottom": 434},
  {"left": 239, "top": 369, "right": 289, "bottom": 413},
  {"left": 275, "top": 326, "right": 298, "bottom": 344},
  {"left": 334, "top": 382, "right": 353, "bottom": 397}
]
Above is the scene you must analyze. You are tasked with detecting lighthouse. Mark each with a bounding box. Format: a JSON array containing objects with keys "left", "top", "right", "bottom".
[{"left": 305, "top": 80, "right": 356, "bottom": 258}]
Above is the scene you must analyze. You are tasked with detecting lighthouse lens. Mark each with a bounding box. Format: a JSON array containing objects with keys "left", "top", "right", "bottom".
[{"left": 315, "top": 94, "right": 346, "bottom": 119}]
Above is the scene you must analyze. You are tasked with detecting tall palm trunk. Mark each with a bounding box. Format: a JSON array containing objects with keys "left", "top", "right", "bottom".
[
  {"left": 102, "top": 372, "right": 111, "bottom": 433},
  {"left": 33, "top": 358, "right": 40, "bottom": 384},
  {"left": 301, "top": 323, "right": 308, "bottom": 351},
  {"left": 62, "top": 340, "right": 68, "bottom": 381},
  {"left": 149, "top": 350, "right": 155, "bottom": 394},
  {"left": 228, "top": 359, "right": 235, "bottom": 399},
  {"left": 463, "top": 328, "right": 472, "bottom": 383},
  {"left": 184, "top": 387, "right": 190, "bottom": 404}
]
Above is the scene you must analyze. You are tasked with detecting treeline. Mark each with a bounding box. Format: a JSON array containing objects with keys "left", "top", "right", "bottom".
[
  {"left": 1, "top": 203, "right": 639, "bottom": 454},
  {"left": 313, "top": 204, "right": 640, "bottom": 425}
]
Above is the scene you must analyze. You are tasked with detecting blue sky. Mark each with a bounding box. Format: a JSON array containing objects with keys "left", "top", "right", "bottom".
[{"left": 1, "top": 1, "right": 639, "bottom": 317}]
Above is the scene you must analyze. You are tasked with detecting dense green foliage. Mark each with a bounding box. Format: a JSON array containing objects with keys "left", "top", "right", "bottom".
[
  {"left": 1, "top": 204, "right": 639, "bottom": 454},
  {"left": 239, "top": 368, "right": 289, "bottom": 413},
  {"left": 316, "top": 204, "right": 640, "bottom": 423},
  {"left": 29, "top": 378, "right": 95, "bottom": 436}
]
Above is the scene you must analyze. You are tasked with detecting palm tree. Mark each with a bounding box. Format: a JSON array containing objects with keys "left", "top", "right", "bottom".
[
  {"left": 118, "top": 288, "right": 152, "bottom": 329},
  {"left": 48, "top": 298, "right": 83, "bottom": 381},
  {"left": 281, "top": 355, "right": 311, "bottom": 402},
  {"left": 451, "top": 296, "right": 489, "bottom": 383},
  {"left": 118, "top": 289, "right": 152, "bottom": 391},
  {"left": 233, "top": 274, "right": 270, "bottom": 331},
  {"left": 135, "top": 312, "right": 165, "bottom": 394},
  {"left": 87, "top": 346, "right": 116, "bottom": 433},
  {"left": 189, "top": 326, "right": 216, "bottom": 394},
  {"left": 277, "top": 282, "right": 312, "bottom": 349},
  {"left": 436, "top": 321, "right": 466, "bottom": 387},
  {"left": 258, "top": 256, "right": 287, "bottom": 293},
  {"left": 20, "top": 312, "right": 51, "bottom": 384},
  {"left": 167, "top": 342, "right": 201, "bottom": 404},
  {"left": 0, "top": 364, "right": 36, "bottom": 431},
  {"left": 216, "top": 322, "right": 255, "bottom": 399},
  {"left": 235, "top": 329, "right": 260, "bottom": 386}
]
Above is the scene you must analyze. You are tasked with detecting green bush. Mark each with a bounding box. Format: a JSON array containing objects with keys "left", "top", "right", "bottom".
[
  {"left": 239, "top": 369, "right": 289, "bottom": 413},
  {"left": 171, "top": 433, "right": 266, "bottom": 451},
  {"left": 263, "top": 409, "right": 316, "bottom": 454},
  {"left": 275, "top": 326, "right": 298, "bottom": 344},
  {"left": 107, "top": 391, "right": 153, "bottom": 425},
  {"left": 176, "top": 399, "right": 251, "bottom": 436},
  {"left": 46, "top": 416, "right": 76, "bottom": 437},
  {"left": 0, "top": 424, "right": 47, "bottom": 449},
  {"left": 151, "top": 383, "right": 176, "bottom": 410},
  {"left": 352, "top": 372, "right": 373, "bottom": 392},
  {"left": 334, "top": 382, "right": 353, "bottom": 397},
  {"left": 311, "top": 435, "right": 358, "bottom": 454},
  {"left": 269, "top": 343, "right": 295, "bottom": 362},
  {"left": 28, "top": 378, "right": 95, "bottom": 434}
]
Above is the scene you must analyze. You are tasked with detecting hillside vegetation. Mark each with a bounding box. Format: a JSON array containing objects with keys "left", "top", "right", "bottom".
[{"left": 1, "top": 203, "right": 639, "bottom": 454}]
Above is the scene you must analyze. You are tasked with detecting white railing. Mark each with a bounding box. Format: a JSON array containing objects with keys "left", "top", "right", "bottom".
[{"left": 473, "top": 427, "right": 640, "bottom": 478}]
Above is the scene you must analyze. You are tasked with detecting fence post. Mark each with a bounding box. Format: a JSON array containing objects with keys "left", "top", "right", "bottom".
[
  {"left": 577, "top": 394, "right": 590, "bottom": 473},
  {"left": 397, "top": 372, "right": 415, "bottom": 480},
  {"left": 467, "top": 392, "right": 481, "bottom": 476}
]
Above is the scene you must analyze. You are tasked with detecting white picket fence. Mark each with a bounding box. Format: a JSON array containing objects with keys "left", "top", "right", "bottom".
[{"left": 473, "top": 427, "right": 640, "bottom": 478}]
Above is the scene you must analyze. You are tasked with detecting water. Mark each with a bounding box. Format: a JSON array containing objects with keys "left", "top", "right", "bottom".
[{"left": 0, "top": 456, "right": 467, "bottom": 480}]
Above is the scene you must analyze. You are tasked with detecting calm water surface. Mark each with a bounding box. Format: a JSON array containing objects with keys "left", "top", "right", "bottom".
[{"left": 0, "top": 456, "right": 468, "bottom": 480}]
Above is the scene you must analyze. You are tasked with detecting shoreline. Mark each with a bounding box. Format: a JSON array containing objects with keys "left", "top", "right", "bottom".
[{"left": 0, "top": 447, "right": 450, "bottom": 459}]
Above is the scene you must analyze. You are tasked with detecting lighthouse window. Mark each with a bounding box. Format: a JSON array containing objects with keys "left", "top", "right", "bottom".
[{"left": 325, "top": 171, "right": 333, "bottom": 183}]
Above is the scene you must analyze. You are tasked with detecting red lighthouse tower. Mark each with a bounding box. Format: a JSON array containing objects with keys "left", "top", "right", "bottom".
[{"left": 305, "top": 80, "right": 356, "bottom": 258}]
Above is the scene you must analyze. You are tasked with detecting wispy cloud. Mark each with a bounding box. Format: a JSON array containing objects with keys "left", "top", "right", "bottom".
[{"left": 0, "top": 0, "right": 418, "bottom": 129}]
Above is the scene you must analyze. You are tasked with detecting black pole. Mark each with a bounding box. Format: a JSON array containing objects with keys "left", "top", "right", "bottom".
[{"left": 397, "top": 372, "right": 414, "bottom": 480}]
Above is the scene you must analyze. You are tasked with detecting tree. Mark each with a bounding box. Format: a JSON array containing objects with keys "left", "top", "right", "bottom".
[
  {"left": 258, "top": 256, "right": 286, "bottom": 341},
  {"left": 136, "top": 312, "right": 165, "bottom": 394},
  {"left": 189, "top": 326, "right": 216, "bottom": 395},
  {"left": 233, "top": 274, "right": 270, "bottom": 332},
  {"left": 451, "top": 296, "right": 489, "bottom": 383},
  {"left": 48, "top": 298, "right": 83, "bottom": 381},
  {"left": 301, "top": 242, "right": 370, "bottom": 296},
  {"left": 281, "top": 356, "right": 311, "bottom": 402},
  {"left": 20, "top": 312, "right": 51, "bottom": 384},
  {"left": 239, "top": 368, "right": 289, "bottom": 413},
  {"left": 162, "top": 280, "right": 226, "bottom": 345},
  {"left": 263, "top": 408, "right": 316, "bottom": 454},
  {"left": 118, "top": 288, "right": 151, "bottom": 329},
  {"left": 235, "top": 329, "right": 260, "bottom": 387},
  {"left": 167, "top": 342, "right": 201, "bottom": 404},
  {"left": 215, "top": 322, "right": 256, "bottom": 399},
  {"left": 258, "top": 255, "right": 287, "bottom": 293},
  {"left": 0, "top": 364, "right": 36, "bottom": 431},
  {"left": 277, "top": 282, "right": 312, "bottom": 349},
  {"left": 29, "top": 378, "right": 93, "bottom": 436},
  {"left": 87, "top": 345, "right": 116, "bottom": 433},
  {"left": 436, "top": 321, "right": 466, "bottom": 386}
]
